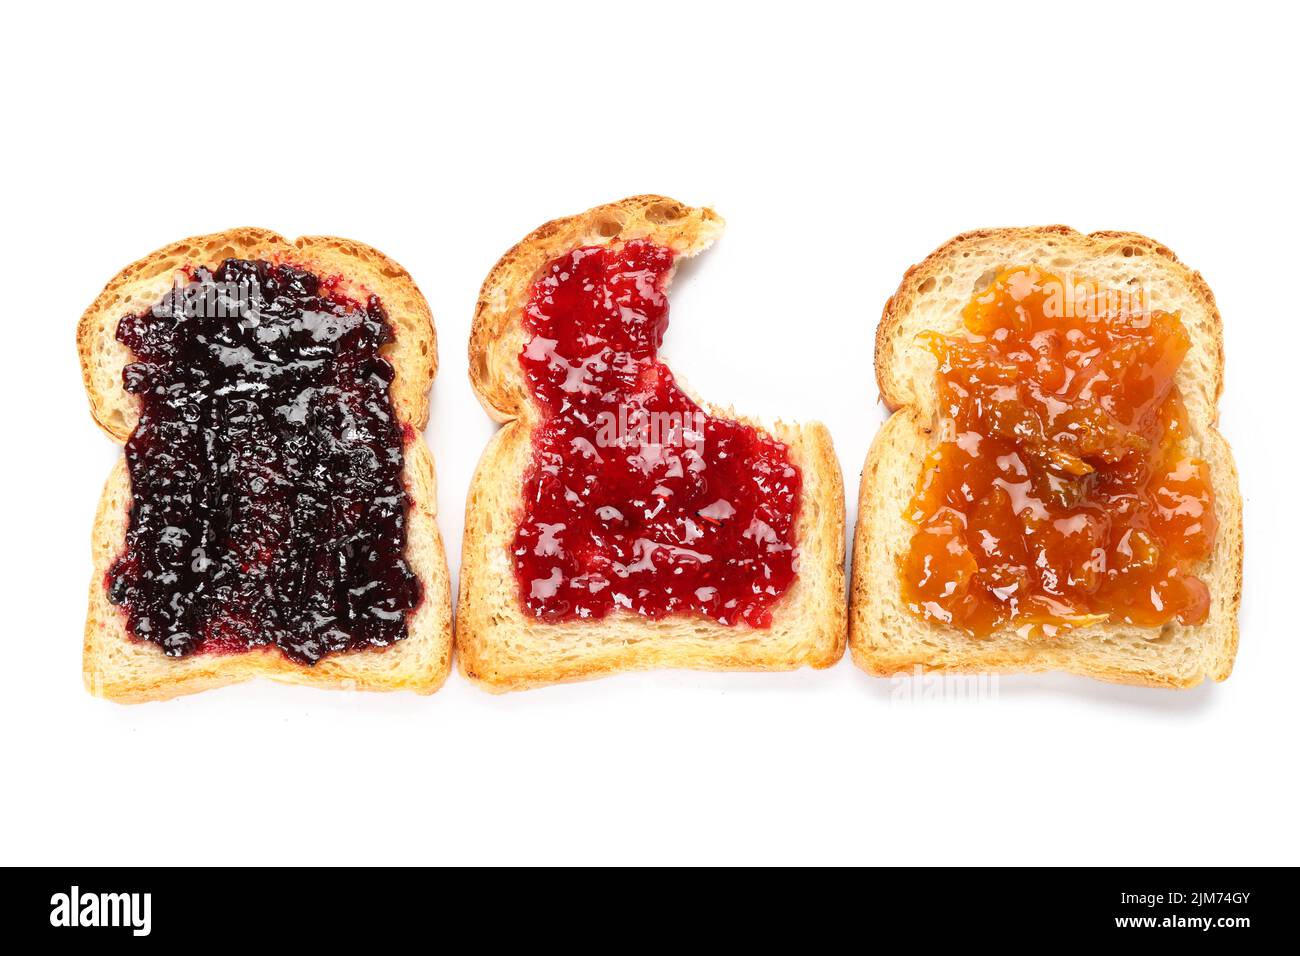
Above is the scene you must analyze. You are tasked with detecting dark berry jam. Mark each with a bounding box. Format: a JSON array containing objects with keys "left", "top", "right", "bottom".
[
  {"left": 107, "top": 259, "right": 420, "bottom": 664},
  {"left": 513, "top": 239, "right": 801, "bottom": 626}
]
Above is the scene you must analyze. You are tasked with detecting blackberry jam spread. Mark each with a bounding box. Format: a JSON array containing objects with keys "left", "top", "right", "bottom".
[
  {"left": 513, "top": 239, "right": 801, "bottom": 626},
  {"left": 901, "top": 267, "right": 1217, "bottom": 638},
  {"left": 108, "top": 259, "right": 420, "bottom": 664}
]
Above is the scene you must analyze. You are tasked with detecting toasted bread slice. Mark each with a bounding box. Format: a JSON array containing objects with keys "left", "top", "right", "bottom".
[
  {"left": 458, "top": 196, "right": 846, "bottom": 692},
  {"left": 79, "top": 228, "right": 453, "bottom": 702},
  {"left": 850, "top": 227, "right": 1242, "bottom": 688}
]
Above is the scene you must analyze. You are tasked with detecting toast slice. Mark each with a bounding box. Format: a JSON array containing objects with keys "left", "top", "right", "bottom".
[
  {"left": 850, "top": 227, "right": 1242, "bottom": 688},
  {"left": 458, "top": 196, "right": 846, "bottom": 691},
  {"left": 79, "top": 228, "right": 453, "bottom": 702}
]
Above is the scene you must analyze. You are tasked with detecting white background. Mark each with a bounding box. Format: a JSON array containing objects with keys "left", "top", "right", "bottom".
[{"left": 2, "top": 1, "right": 1296, "bottom": 866}]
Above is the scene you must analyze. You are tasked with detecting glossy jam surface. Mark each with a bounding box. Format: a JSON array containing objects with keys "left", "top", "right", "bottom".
[
  {"left": 901, "top": 267, "right": 1217, "bottom": 637},
  {"left": 513, "top": 239, "right": 801, "bottom": 626},
  {"left": 108, "top": 259, "right": 420, "bottom": 664}
]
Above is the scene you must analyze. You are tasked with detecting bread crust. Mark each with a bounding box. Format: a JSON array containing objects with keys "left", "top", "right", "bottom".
[
  {"left": 78, "top": 228, "right": 452, "bottom": 701},
  {"left": 876, "top": 227, "right": 1226, "bottom": 412},
  {"left": 469, "top": 195, "right": 724, "bottom": 423},
  {"left": 459, "top": 197, "right": 846, "bottom": 691},
  {"left": 852, "top": 226, "right": 1242, "bottom": 688}
]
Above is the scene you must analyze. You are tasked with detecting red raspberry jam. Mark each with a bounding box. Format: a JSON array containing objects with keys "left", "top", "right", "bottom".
[
  {"left": 513, "top": 239, "right": 801, "bottom": 626},
  {"left": 107, "top": 259, "right": 421, "bottom": 664}
]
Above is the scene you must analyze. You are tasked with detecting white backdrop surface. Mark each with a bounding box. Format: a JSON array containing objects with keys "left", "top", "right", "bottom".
[{"left": 1, "top": 1, "right": 1295, "bottom": 865}]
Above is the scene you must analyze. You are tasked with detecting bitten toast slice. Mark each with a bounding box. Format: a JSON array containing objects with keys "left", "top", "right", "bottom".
[
  {"left": 79, "top": 228, "right": 453, "bottom": 701},
  {"left": 850, "top": 227, "right": 1242, "bottom": 688},
  {"left": 458, "top": 196, "right": 846, "bottom": 692}
]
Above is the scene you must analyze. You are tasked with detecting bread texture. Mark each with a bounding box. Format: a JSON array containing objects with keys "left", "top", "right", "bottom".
[
  {"left": 850, "top": 227, "right": 1242, "bottom": 688},
  {"left": 79, "top": 228, "right": 453, "bottom": 702},
  {"left": 459, "top": 196, "right": 846, "bottom": 691}
]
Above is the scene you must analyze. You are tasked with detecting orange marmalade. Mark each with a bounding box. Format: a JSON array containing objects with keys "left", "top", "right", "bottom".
[{"left": 900, "top": 267, "right": 1217, "bottom": 638}]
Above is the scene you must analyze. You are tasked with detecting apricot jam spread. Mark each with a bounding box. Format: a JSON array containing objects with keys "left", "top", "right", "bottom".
[
  {"left": 513, "top": 239, "right": 801, "bottom": 626},
  {"left": 900, "top": 267, "right": 1217, "bottom": 637},
  {"left": 108, "top": 259, "right": 420, "bottom": 664}
]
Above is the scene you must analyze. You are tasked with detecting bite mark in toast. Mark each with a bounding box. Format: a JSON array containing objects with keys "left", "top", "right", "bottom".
[{"left": 458, "top": 196, "right": 846, "bottom": 691}]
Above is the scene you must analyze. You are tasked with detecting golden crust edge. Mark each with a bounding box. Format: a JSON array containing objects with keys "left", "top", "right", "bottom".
[
  {"left": 468, "top": 195, "right": 725, "bottom": 423},
  {"left": 84, "top": 439, "right": 453, "bottom": 704},
  {"left": 874, "top": 226, "right": 1225, "bottom": 411},
  {"left": 77, "top": 227, "right": 438, "bottom": 441},
  {"left": 456, "top": 419, "right": 846, "bottom": 694}
]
